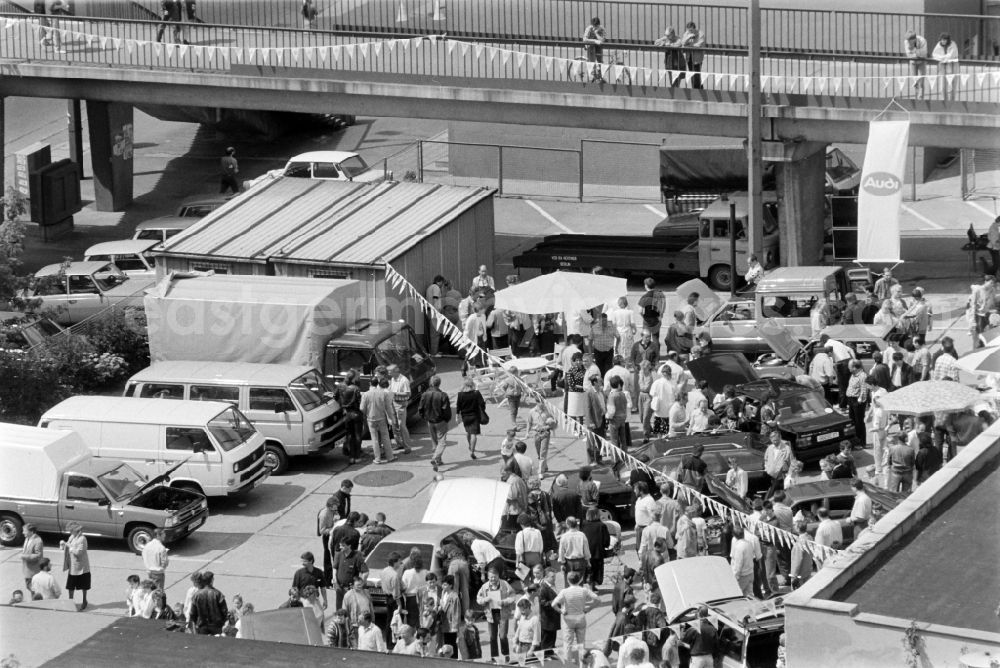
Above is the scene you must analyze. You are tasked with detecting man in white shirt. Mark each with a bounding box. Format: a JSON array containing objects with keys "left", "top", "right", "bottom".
[
  {"left": 141, "top": 528, "right": 170, "bottom": 591},
  {"left": 681, "top": 292, "right": 700, "bottom": 329},
  {"left": 820, "top": 333, "right": 855, "bottom": 409},
  {"left": 729, "top": 525, "right": 755, "bottom": 597},
  {"left": 564, "top": 309, "right": 594, "bottom": 340},
  {"left": 557, "top": 517, "right": 591, "bottom": 577},
  {"left": 663, "top": 352, "right": 688, "bottom": 394},
  {"left": 30, "top": 558, "right": 62, "bottom": 600},
  {"left": 814, "top": 508, "right": 844, "bottom": 550},
  {"left": 867, "top": 389, "right": 889, "bottom": 479},
  {"left": 514, "top": 514, "right": 544, "bottom": 574},
  {"left": 849, "top": 479, "right": 873, "bottom": 532},
  {"left": 470, "top": 265, "right": 495, "bottom": 292},
  {"left": 387, "top": 365, "right": 413, "bottom": 454},
  {"left": 809, "top": 345, "right": 836, "bottom": 403},
  {"left": 603, "top": 356, "right": 633, "bottom": 397},
  {"left": 632, "top": 482, "right": 659, "bottom": 556},
  {"left": 724, "top": 456, "right": 749, "bottom": 499},
  {"left": 638, "top": 518, "right": 673, "bottom": 562},
  {"left": 356, "top": 611, "right": 388, "bottom": 652},
  {"left": 471, "top": 538, "right": 505, "bottom": 578}
]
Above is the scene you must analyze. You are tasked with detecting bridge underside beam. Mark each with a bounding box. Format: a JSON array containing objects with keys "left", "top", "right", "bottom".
[{"left": 2, "top": 64, "right": 998, "bottom": 149}]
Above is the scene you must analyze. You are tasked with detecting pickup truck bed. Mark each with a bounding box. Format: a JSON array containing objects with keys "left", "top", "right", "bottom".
[{"left": 513, "top": 234, "right": 699, "bottom": 277}]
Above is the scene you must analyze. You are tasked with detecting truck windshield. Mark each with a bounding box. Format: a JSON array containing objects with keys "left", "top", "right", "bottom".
[
  {"left": 375, "top": 329, "right": 419, "bottom": 373},
  {"left": 208, "top": 407, "right": 257, "bottom": 451},
  {"left": 776, "top": 390, "right": 833, "bottom": 426},
  {"left": 290, "top": 370, "right": 334, "bottom": 411},
  {"left": 98, "top": 464, "right": 145, "bottom": 500}
]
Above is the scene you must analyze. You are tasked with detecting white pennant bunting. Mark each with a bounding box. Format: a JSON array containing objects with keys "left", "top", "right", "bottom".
[
  {"left": 153, "top": 43, "right": 163, "bottom": 59},
  {"left": 447, "top": 40, "right": 457, "bottom": 54},
  {"left": 817, "top": 77, "right": 828, "bottom": 94},
  {"left": 529, "top": 54, "right": 540, "bottom": 71},
  {"left": 275, "top": 48, "right": 284, "bottom": 66},
  {"left": 701, "top": 72, "right": 713, "bottom": 88},
  {"left": 290, "top": 47, "right": 301, "bottom": 65},
  {"left": 760, "top": 75, "right": 770, "bottom": 91},
  {"left": 976, "top": 72, "right": 987, "bottom": 86},
  {"left": 358, "top": 43, "right": 369, "bottom": 59},
  {"left": 247, "top": 47, "right": 258, "bottom": 64},
  {"left": 332, "top": 46, "right": 343, "bottom": 63},
  {"left": 992, "top": 72, "right": 1000, "bottom": 85},
  {"left": 516, "top": 52, "right": 526, "bottom": 69},
  {"left": 125, "top": 39, "right": 136, "bottom": 56},
  {"left": 474, "top": 44, "right": 484, "bottom": 59},
  {"left": 832, "top": 77, "right": 842, "bottom": 95},
  {"left": 99, "top": 36, "right": 108, "bottom": 49},
  {"left": 501, "top": 50, "right": 512, "bottom": 67},
  {"left": 318, "top": 46, "right": 329, "bottom": 65},
  {"left": 802, "top": 77, "right": 812, "bottom": 93},
  {"left": 178, "top": 44, "right": 189, "bottom": 60},
  {"left": 373, "top": 42, "right": 382, "bottom": 58},
  {"left": 960, "top": 74, "right": 969, "bottom": 87},
  {"left": 460, "top": 42, "right": 470, "bottom": 57}
]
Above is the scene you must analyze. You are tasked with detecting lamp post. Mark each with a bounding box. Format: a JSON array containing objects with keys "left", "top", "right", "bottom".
[{"left": 747, "top": 0, "right": 764, "bottom": 261}]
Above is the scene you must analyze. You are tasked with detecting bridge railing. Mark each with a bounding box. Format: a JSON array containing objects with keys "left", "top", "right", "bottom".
[
  {"left": 2, "top": 14, "right": 999, "bottom": 103},
  {"left": 43, "top": 0, "right": 1000, "bottom": 59}
]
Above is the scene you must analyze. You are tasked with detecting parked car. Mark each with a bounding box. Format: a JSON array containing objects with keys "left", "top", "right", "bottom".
[
  {"left": 133, "top": 216, "right": 198, "bottom": 243},
  {"left": 647, "top": 442, "right": 769, "bottom": 499},
  {"left": 0, "top": 311, "right": 65, "bottom": 353},
  {"left": 175, "top": 194, "right": 232, "bottom": 218},
  {"left": 655, "top": 557, "right": 784, "bottom": 668},
  {"left": 784, "top": 479, "right": 904, "bottom": 546},
  {"left": 247, "top": 151, "right": 388, "bottom": 189},
  {"left": 83, "top": 239, "right": 159, "bottom": 279},
  {"left": 546, "top": 466, "right": 634, "bottom": 522},
  {"left": 364, "top": 478, "right": 516, "bottom": 615},
  {"left": 26, "top": 261, "right": 156, "bottom": 325},
  {"left": 687, "top": 354, "right": 854, "bottom": 462},
  {"left": 632, "top": 431, "right": 765, "bottom": 464}
]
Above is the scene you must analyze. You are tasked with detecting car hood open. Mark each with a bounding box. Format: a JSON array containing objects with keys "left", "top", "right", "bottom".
[
  {"left": 758, "top": 318, "right": 804, "bottom": 361},
  {"left": 687, "top": 353, "right": 760, "bottom": 394},
  {"left": 422, "top": 478, "right": 511, "bottom": 536},
  {"left": 655, "top": 556, "right": 744, "bottom": 621}
]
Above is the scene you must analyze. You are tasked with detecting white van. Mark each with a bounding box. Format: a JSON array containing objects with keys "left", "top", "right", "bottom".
[
  {"left": 123, "top": 362, "right": 346, "bottom": 475},
  {"left": 39, "top": 397, "right": 269, "bottom": 498}
]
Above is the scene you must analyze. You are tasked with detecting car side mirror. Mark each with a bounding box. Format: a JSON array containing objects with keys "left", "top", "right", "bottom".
[{"left": 98, "top": 497, "right": 110, "bottom": 506}]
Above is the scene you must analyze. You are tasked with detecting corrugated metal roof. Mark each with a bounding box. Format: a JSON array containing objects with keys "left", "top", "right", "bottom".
[{"left": 157, "top": 179, "right": 495, "bottom": 266}]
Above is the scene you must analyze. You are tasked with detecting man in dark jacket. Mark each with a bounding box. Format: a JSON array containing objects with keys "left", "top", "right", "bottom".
[
  {"left": 419, "top": 375, "right": 452, "bottom": 471},
  {"left": 888, "top": 351, "right": 913, "bottom": 390},
  {"left": 580, "top": 507, "right": 611, "bottom": 590},
  {"left": 867, "top": 351, "right": 892, "bottom": 391},
  {"left": 914, "top": 433, "right": 942, "bottom": 483},
  {"left": 536, "top": 567, "right": 560, "bottom": 658},
  {"left": 551, "top": 474, "right": 582, "bottom": 524},
  {"left": 330, "top": 480, "right": 353, "bottom": 520},
  {"left": 156, "top": 0, "right": 182, "bottom": 43},
  {"left": 189, "top": 571, "right": 228, "bottom": 635}
]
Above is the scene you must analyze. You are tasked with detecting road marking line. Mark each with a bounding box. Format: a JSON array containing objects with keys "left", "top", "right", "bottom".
[
  {"left": 900, "top": 204, "right": 943, "bottom": 230},
  {"left": 966, "top": 200, "right": 999, "bottom": 219},
  {"left": 170, "top": 557, "right": 222, "bottom": 563},
  {"left": 644, "top": 204, "right": 664, "bottom": 216},
  {"left": 525, "top": 200, "right": 575, "bottom": 234}
]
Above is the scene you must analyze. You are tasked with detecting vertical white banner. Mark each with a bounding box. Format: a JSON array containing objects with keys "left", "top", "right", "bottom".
[{"left": 856, "top": 120, "right": 909, "bottom": 263}]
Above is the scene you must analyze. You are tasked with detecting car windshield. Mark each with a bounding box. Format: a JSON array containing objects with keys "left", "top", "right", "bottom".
[
  {"left": 97, "top": 463, "right": 145, "bottom": 500},
  {"left": 290, "top": 370, "right": 334, "bottom": 411},
  {"left": 207, "top": 407, "right": 257, "bottom": 451},
  {"left": 92, "top": 266, "right": 128, "bottom": 291},
  {"left": 374, "top": 329, "right": 416, "bottom": 373},
  {"left": 775, "top": 390, "right": 832, "bottom": 425},
  {"left": 338, "top": 156, "right": 370, "bottom": 177},
  {"left": 366, "top": 541, "right": 433, "bottom": 570}
]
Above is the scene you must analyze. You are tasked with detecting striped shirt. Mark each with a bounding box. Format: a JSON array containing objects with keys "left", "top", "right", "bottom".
[
  {"left": 589, "top": 322, "right": 617, "bottom": 352},
  {"left": 552, "top": 584, "right": 600, "bottom": 619}
]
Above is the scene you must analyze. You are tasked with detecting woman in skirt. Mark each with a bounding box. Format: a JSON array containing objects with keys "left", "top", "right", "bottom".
[{"left": 61, "top": 522, "right": 91, "bottom": 609}]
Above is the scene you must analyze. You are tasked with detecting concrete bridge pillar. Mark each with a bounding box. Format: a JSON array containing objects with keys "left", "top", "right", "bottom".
[
  {"left": 768, "top": 141, "right": 827, "bottom": 267},
  {"left": 86, "top": 100, "right": 134, "bottom": 211}
]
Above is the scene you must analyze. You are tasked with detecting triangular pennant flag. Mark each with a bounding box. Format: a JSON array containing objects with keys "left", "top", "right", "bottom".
[
  {"left": 881, "top": 76, "right": 892, "bottom": 91},
  {"left": 730, "top": 73, "right": 742, "bottom": 89},
  {"left": 701, "top": 72, "right": 714, "bottom": 88},
  {"left": 832, "top": 77, "right": 842, "bottom": 95},
  {"left": 543, "top": 56, "right": 554, "bottom": 73},
  {"left": 178, "top": 44, "right": 189, "bottom": 60},
  {"left": 976, "top": 72, "right": 987, "bottom": 86},
  {"left": 474, "top": 44, "right": 484, "bottom": 59},
  {"left": 770, "top": 75, "right": 784, "bottom": 91},
  {"left": 153, "top": 42, "right": 163, "bottom": 59},
  {"left": 529, "top": 54, "right": 540, "bottom": 70},
  {"left": 343, "top": 44, "right": 357, "bottom": 63},
  {"left": 302, "top": 47, "right": 313, "bottom": 67},
  {"left": 290, "top": 47, "right": 301, "bottom": 65},
  {"left": 760, "top": 75, "right": 770, "bottom": 90},
  {"left": 399, "top": 39, "right": 409, "bottom": 53},
  {"left": 460, "top": 42, "right": 470, "bottom": 57},
  {"left": 331, "top": 45, "right": 343, "bottom": 63},
  {"left": 219, "top": 47, "right": 230, "bottom": 68},
  {"left": 99, "top": 36, "right": 109, "bottom": 49},
  {"left": 373, "top": 42, "right": 382, "bottom": 58},
  {"left": 501, "top": 49, "right": 512, "bottom": 67},
  {"left": 802, "top": 77, "right": 812, "bottom": 93},
  {"left": 111, "top": 37, "right": 122, "bottom": 50},
  {"left": 413, "top": 37, "right": 423, "bottom": 50},
  {"left": 447, "top": 40, "right": 457, "bottom": 54},
  {"left": 927, "top": 76, "right": 937, "bottom": 92},
  {"left": 945, "top": 74, "right": 955, "bottom": 88},
  {"left": 386, "top": 39, "right": 397, "bottom": 53},
  {"left": 125, "top": 39, "right": 136, "bottom": 56},
  {"left": 604, "top": 64, "right": 614, "bottom": 81},
  {"left": 516, "top": 52, "right": 526, "bottom": 69},
  {"left": 275, "top": 48, "right": 285, "bottom": 66},
  {"left": 817, "top": 77, "right": 827, "bottom": 94},
  {"left": 247, "top": 47, "right": 258, "bottom": 64},
  {"left": 992, "top": 72, "right": 1000, "bottom": 85},
  {"left": 0, "top": 18, "right": 9, "bottom": 30},
  {"left": 627, "top": 66, "right": 638, "bottom": 83},
  {"left": 358, "top": 43, "right": 369, "bottom": 59},
  {"left": 318, "top": 46, "right": 329, "bottom": 65},
  {"left": 86, "top": 34, "right": 96, "bottom": 48},
  {"left": 659, "top": 70, "right": 669, "bottom": 86},
  {"left": 960, "top": 73, "right": 969, "bottom": 87},
  {"left": 847, "top": 77, "right": 856, "bottom": 95}
]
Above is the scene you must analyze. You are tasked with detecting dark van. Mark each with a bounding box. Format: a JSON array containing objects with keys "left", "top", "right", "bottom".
[{"left": 322, "top": 319, "right": 436, "bottom": 418}]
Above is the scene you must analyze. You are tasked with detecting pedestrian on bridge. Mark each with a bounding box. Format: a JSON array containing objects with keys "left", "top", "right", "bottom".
[
  {"left": 681, "top": 21, "right": 706, "bottom": 89},
  {"left": 653, "top": 26, "right": 685, "bottom": 86},
  {"left": 904, "top": 30, "right": 928, "bottom": 98},
  {"left": 582, "top": 17, "right": 607, "bottom": 83},
  {"left": 156, "top": 0, "right": 183, "bottom": 44}
]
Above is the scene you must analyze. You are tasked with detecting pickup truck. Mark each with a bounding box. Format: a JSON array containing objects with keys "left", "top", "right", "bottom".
[{"left": 0, "top": 423, "right": 208, "bottom": 554}]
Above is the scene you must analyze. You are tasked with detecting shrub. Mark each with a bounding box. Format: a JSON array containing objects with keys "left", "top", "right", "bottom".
[
  {"left": 0, "top": 352, "right": 70, "bottom": 425},
  {"left": 75, "top": 308, "right": 150, "bottom": 375}
]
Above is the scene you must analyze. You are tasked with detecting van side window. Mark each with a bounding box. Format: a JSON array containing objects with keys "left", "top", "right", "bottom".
[
  {"left": 111, "top": 255, "right": 147, "bottom": 272},
  {"left": 166, "top": 427, "right": 214, "bottom": 452},
  {"left": 66, "top": 475, "right": 106, "bottom": 502},
  {"left": 191, "top": 385, "right": 239, "bottom": 404},
  {"left": 138, "top": 383, "right": 184, "bottom": 400},
  {"left": 249, "top": 388, "right": 298, "bottom": 414}
]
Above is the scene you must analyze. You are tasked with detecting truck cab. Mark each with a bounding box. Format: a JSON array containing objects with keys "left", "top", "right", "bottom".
[
  {"left": 322, "top": 319, "right": 435, "bottom": 416},
  {"left": 695, "top": 193, "right": 781, "bottom": 291}
]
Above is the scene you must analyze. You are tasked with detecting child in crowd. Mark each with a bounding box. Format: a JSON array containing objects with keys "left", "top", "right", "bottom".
[
  {"left": 8, "top": 590, "right": 24, "bottom": 605},
  {"left": 458, "top": 609, "right": 482, "bottom": 661},
  {"left": 125, "top": 574, "right": 141, "bottom": 616}
]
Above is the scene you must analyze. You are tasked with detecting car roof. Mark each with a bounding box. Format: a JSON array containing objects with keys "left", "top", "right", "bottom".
[
  {"left": 134, "top": 216, "right": 198, "bottom": 231},
  {"left": 328, "top": 319, "right": 407, "bottom": 348},
  {"left": 178, "top": 194, "right": 231, "bottom": 207},
  {"left": 285, "top": 151, "right": 360, "bottom": 163},
  {"left": 129, "top": 361, "right": 317, "bottom": 386},
  {"left": 35, "top": 261, "right": 111, "bottom": 277},
  {"left": 785, "top": 479, "right": 905, "bottom": 509},
  {"left": 84, "top": 239, "right": 160, "bottom": 256},
  {"left": 364, "top": 523, "right": 471, "bottom": 546},
  {"left": 42, "top": 396, "right": 236, "bottom": 424}
]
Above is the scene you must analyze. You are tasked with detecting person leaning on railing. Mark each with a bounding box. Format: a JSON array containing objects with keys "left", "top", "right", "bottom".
[
  {"left": 903, "top": 29, "right": 928, "bottom": 97},
  {"left": 653, "top": 26, "right": 685, "bottom": 87}
]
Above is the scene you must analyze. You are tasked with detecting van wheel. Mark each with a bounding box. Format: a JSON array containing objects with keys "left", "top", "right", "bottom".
[
  {"left": 708, "top": 264, "right": 733, "bottom": 291},
  {"left": 263, "top": 444, "right": 289, "bottom": 475},
  {"left": 0, "top": 513, "right": 24, "bottom": 547},
  {"left": 127, "top": 524, "right": 155, "bottom": 555}
]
